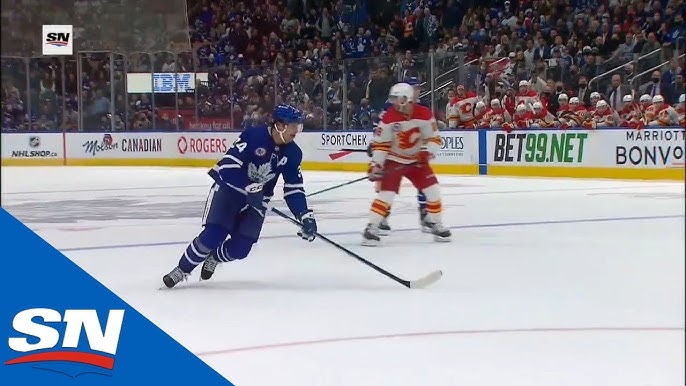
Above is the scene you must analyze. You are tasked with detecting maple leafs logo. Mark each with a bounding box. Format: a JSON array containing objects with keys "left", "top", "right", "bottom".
[{"left": 247, "top": 162, "right": 276, "bottom": 184}]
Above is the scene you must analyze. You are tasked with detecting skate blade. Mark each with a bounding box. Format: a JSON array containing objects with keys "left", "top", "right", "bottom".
[
  {"left": 421, "top": 227, "right": 433, "bottom": 234},
  {"left": 433, "top": 235, "right": 452, "bottom": 242},
  {"left": 361, "top": 238, "right": 381, "bottom": 247},
  {"left": 377, "top": 229, "right": 391, "bottom": 236}
]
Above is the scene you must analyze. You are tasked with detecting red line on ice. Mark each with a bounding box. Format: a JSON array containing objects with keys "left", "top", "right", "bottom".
[{"left": 195, "top": 326, "right": 684, "bottom": 356}]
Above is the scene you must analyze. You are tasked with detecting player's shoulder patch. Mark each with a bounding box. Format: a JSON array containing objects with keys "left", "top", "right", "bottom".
[{"left": 254, "top": 147, "right": 267, "bottom": 157}]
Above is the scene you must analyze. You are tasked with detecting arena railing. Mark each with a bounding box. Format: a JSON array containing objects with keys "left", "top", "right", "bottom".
[{"left": 1, "top": 47, "right": 680, "bottom": 133}]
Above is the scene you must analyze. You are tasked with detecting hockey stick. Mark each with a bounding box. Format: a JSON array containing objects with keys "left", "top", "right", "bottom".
[
  {"left": 270, "top": 207, "right": 443, "bottom": 289},
  {"left": 306, "top": 175, "right": 370, "bottom": 198},
  {"left": 305, "top": 163, "right": 417, "bottom": 198}
]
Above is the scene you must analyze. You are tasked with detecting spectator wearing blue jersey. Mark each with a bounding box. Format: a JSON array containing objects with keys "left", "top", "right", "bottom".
[{"left": 163, "top": 104, "right": 318, "bottom": 288}]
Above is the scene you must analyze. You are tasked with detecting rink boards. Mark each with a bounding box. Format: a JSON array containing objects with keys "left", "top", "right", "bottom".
[{"left": 1, "top": 127, "right": 684, "bottom": 181}]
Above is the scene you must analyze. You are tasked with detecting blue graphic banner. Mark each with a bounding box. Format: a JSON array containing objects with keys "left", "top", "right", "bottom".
[{"left": 0, "top": 209, "right": 235, "bottom": 385}]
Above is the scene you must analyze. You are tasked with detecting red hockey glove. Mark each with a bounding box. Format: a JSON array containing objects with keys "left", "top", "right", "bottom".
[{"left": 417, "top": 146, "right": 431, "bottom": 165}]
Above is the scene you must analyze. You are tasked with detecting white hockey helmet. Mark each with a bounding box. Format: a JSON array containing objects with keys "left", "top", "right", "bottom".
[
  {"left": 569, "top": 97, "right": 580, "bottom": 105},
  {"left": 388, "top": 83, "right": 415, "bottom": 106},
  {"left": 652, "top": 94, "right": 664, "bottom": 104},
  {"left": 590, "top": 91, "right": 601, "bottom": 101},
  {"left": 558, "top": 93, "right": 568, "bottom": 102},
  {"left": 475, "top": 101, "right": 486, "bottom": 111},
  {"left": 519, "top": 80, "right": 529, "bottom": 88},
  {"left": 639, "top": 94, "right": 652, "bottom": 104},
  {"left": 516, "top": 103, "right": 527, "bottom": 113},
  {"left": 532, "top": 101, "right": 543, "bottom": 111},
  {"left": 622, "top": 94, "right": 633, "bottom": 103},
  {"left": 679, "top": 94, "right": 685, "bottom": 103},
  {"left": 596, "top": 99, "right": 608, "bottom": 109},
  {"left": 490, "top": 98, "right": 501, "bottom": 107}
]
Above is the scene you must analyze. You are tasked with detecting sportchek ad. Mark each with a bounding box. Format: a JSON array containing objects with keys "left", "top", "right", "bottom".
[
  {"left": 5, "top": 308, "right": 125, "bottom": 376},
  {"left": 493, "top": 132, "right": 588, "bottom": 164}
]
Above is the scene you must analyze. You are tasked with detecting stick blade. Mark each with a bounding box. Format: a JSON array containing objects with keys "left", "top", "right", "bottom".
[{"left": 408, "top": 270, "right": 443, "bottom": 289}]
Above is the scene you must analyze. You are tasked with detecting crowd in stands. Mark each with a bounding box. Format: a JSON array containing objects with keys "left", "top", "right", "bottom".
[{"left": 2, "top": 0, "right": 685, "bottom": 131}]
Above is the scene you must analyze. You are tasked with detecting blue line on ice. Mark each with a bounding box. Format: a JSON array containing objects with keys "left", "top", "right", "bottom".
[{"left": 59, "top": 214, "right": 684, "bottom": 252}]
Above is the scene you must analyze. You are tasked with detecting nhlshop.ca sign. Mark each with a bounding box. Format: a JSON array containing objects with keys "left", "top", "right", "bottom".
[{"left": 2, "top": 134, "right": 62, "bottom": 159}]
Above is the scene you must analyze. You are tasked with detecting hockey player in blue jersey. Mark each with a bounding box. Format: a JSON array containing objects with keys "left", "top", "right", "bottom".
[
  {"left": 373, "top": 76, "right": 432, "bottom": 235},
  {"left": 162, "top": 105, "right": 317, "bottom": 288}
]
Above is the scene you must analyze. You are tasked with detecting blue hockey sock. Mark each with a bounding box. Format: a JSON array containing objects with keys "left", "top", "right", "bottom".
[
  {"left": 214, "top": 236, "right": 255, "bottom": 262},
  {"left": 417, "top": 192, "right": 427, "bottom": 211},
  {"left": 215, "top": 239, "right": 234, "bottom": 262},
  {"left": 178, "top": 237, "right": 212, "bottom": 273}
]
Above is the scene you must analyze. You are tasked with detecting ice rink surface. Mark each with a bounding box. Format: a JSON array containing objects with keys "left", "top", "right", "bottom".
[{"left": 2, "top": 166, "right": 685, "bottom": 386}]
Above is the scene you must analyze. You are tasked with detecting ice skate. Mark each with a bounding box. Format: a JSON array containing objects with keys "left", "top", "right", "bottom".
[
  {"left": 162, "top": 266, "right": 189, "bottom": 288},
  {"left": 378, "top": 216, "right": 391, "bottom": 236},
  {"left": 419, "top": 208, "right": 433, "bottom": 233},
  {"left": 361, "top": 223, "right": 382, "bottom": 246},
  {"left": 200, "top": 254, "right": 220, "bottom": 281},
  {"left": 430, "top": 223, "right": 452, "bottom": 242}
]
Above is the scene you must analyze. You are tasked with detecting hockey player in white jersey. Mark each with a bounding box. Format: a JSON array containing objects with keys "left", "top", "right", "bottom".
[{"left": 363, "top": 83, "right": 451, "bottom": 246}]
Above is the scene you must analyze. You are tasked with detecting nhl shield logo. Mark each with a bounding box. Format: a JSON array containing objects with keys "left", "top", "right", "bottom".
[
  {"left": 255, "top": 147, "right": 267, "bottom": 157},
  {"left": 29, "top": 136, "right": 40, "bottom": 148}
]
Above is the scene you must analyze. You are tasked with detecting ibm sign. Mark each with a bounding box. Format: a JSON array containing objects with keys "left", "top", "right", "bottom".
[{"left": 126, "top": 73, "right": 209, "bottom": 94}]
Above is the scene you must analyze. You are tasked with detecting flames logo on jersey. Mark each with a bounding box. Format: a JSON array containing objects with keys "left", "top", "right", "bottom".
[{"left": 396, "top": 127, "right": 421, "bottom": 150}]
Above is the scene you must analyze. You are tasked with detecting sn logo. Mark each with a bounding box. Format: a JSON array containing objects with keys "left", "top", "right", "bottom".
[
  {"left": 45, "top": 32, "right": 70, "bottom": 46},
  {"left": 5, "top": 308, "right": 125, "bottom": 372}
]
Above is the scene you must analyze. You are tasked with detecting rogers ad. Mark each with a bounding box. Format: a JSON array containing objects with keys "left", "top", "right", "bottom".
[{"left": 177, "top": 135, "right": 228, "bottom": 155}]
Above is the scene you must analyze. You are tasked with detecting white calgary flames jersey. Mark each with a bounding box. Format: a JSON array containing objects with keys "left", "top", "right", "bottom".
[
  {"left": 371, "top": 104, "right": 441, "bottom": 165},
  {"left": 447, "top": 93, "right": 479, "bottom": 128}
]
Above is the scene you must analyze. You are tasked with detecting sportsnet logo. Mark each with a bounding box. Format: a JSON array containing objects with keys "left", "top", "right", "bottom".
[
  {"left": 42, "top": 25, "right": 73, "bottom": 55},
  {"left": 45, "top": 33, "right": 69, "bottom": 47},
  {"left": 5, "top": 308, "right": 125, "bottom": 377}
]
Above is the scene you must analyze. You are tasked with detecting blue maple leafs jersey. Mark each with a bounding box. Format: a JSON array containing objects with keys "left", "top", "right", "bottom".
[{"left": 208, "top": 125, "right": 309, "bottom": 217}]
